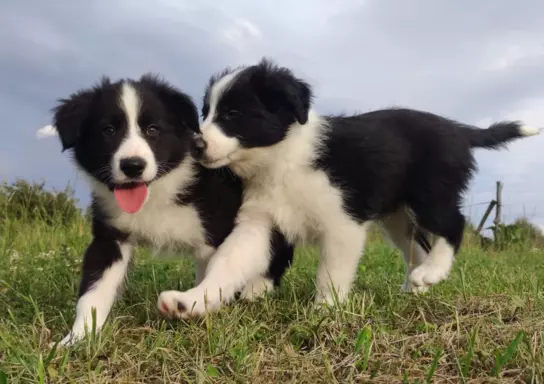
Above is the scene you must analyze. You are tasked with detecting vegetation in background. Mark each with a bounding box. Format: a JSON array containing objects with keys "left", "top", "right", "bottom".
[
  {"left": 0, "top": 180, "right": 542, "bottom": 383},
  {"left": 0, "top": 180, "right": 83, "bottom": 225}
]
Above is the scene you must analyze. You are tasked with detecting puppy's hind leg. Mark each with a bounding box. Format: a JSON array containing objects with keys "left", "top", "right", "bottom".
[
  {"left": 379, "top": 209, "right": 431, "bottom": 293},
  {"left": 408, "top": 205, "right": 464, "bottom": 289}
]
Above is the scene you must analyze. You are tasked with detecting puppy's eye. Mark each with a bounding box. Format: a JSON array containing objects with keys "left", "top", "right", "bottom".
[
  {"left": 102, "top": 125, "right": 116, "bottom": 136},
  {"left": 223, "top": 110, "right": 241, "bottom": 120},
  {"left": 145, "top": 124, "right": 160, "bottom": 137}
]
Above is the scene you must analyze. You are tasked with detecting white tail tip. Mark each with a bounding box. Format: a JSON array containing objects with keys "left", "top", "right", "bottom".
[
  {"left": 37, "top": 125, "right": 58, "bottom": 138},
  {"left": 519, "top": 125, "right": 541, "bottom": 137}
]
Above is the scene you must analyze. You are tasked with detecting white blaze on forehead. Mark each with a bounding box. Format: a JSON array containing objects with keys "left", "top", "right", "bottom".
[
  {"left": 111, "top": 82, "right": 158, "bottom": 182},
  {"left": 120, "top": 82, "right": 141, "bottom": 127},
  {"left": 200, "top": 69, "right": 244, "bottom": 164},
  {"left": 203, "top": 68, "right": 243, "bottom": 125}
]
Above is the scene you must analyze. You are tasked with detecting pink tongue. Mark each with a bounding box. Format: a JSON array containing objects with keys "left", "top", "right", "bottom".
[{"left": 113, "top": 184, "right": 148, "bottom": 213}]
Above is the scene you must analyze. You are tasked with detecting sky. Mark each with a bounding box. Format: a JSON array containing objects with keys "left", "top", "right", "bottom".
[{"left": 1, "top": 0, "right": 543, "bottom": 232}]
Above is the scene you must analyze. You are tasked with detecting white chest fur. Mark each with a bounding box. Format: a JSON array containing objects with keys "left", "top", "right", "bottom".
[
  {"left": 239, "top": 113, "right": 353, "bottom": 245},
  {"left": 248, "top": 169, "right": 346, "bottom": 244},
  {"left": 89, "top": 160, "right": 207, "bottom": 251},
  {"left": 109, "top": 198, "right": 205, "bottom": 250}
]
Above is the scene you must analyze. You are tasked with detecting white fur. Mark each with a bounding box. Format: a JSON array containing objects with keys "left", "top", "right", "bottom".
[
  {"left": 200, "top": 70, "right": 243, "bottom": 165},
  {"left": 88, "top": 155, "right": 276, "bottom": 319},
  {"left": 173, "top": 108, "right": 462, "bottom": 315},
  {"left": 158, "top": 208, "right": 273, "bottom": 317},
  {"left": 316, "top": 221, "right": 370, "bottom": 304},
  {"left": 91, "top": 158, "right": 206, "bottom": 249},
  {"left": 112, "top": 83, "right": 158, "bottom": 183},
  {"left": 200, "top": 124, "right": 240, "bottom": 167},
  {"left": 57, "top": 159, "right": 217, "bottom": 344},
  {"left": 239, "top": 275, "right": 274, "bottom": 301},
  {"left": 56, "top": 242, "right": 132, "bottom": 347},
  {"left": 169, "top": 112, "right": 373, "bottom": 314},
  {"left": 409, "top": 237, "right": 454, "bottom": 287},
  {"left": 519, "top": 125, "right": 541, "bottom": 137}
]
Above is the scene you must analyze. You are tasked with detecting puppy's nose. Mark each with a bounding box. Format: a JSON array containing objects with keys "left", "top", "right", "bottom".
[
  {"left": 192, "top": 133, "right": 207, "bottom": 159},
  {"left": 120, "top": 156, "right": 146, "bottom": 178}
]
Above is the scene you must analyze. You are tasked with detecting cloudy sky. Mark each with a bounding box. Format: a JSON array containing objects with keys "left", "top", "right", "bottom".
[{"left": 1, "top": 0, "right": 543, "bottom": 231}]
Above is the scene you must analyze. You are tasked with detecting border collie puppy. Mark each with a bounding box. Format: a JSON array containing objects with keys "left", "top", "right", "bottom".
[
  {"left": 48, "top": 74, "right": 293, "bottom": 346},
  {"left": 157, "top": 58, "right": 541, "bottom": 318}
]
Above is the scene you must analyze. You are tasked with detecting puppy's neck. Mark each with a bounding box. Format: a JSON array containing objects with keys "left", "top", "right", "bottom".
[{"left": 230, "top": 110, "right": 328, "bottom": 181}]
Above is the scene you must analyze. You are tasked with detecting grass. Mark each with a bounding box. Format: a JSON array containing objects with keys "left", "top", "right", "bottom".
[{"left": 1, "top": 216, "right": 543, "bottom": 383}]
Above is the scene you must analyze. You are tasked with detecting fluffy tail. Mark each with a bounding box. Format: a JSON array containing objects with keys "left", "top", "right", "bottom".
[{"left": 461, "top": 121, "right": 541, "bottom": 149}]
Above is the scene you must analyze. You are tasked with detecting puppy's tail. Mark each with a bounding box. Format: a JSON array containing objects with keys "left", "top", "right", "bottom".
[{"left": 461, "top": 121, "right": 541, "bottom": 150}]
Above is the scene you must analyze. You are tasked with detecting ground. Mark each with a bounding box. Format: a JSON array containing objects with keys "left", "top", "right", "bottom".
[{"left": 1, "top": 219, "right": 543, "bottom": 383}]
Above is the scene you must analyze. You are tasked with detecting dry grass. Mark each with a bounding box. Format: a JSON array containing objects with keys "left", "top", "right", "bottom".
[{"left": 1, "top": 218, "right": 543, "bottom": 383}]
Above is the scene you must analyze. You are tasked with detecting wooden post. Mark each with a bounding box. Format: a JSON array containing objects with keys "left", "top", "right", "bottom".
[
  {"left": 476, "top": 200, "right": 497, "bottom": 233},
  {"left": 494, "top": 181, "right": 503, "bottom": 227}
]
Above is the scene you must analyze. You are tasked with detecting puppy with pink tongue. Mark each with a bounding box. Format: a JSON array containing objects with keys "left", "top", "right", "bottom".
[
  {"left": 113, "top": 184, "right": 148, "bottom": 213},
  {"left": 45, "top": 75, "right": 295, "bottom": 348}
]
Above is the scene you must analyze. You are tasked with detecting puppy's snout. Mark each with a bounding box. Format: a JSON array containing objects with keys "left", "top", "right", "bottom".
[
  {"left": 120, "top": 156, "right": 147, "bottom": 178},
  {"left": 192, "top": 133, "right": 207, "bottom": 158}
]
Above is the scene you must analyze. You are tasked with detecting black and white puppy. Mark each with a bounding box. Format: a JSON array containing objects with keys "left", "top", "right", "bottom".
[
  {"left": 158, "top": 58, "right": 541, "bottom": 318},
  {"left": 48, "top": 74, "right": 293, "bottom": 346}
]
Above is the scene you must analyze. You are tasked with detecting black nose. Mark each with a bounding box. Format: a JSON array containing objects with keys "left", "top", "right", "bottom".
[
  {"left": 120, "top": 157, "right": 146, "bottom": 178},
  {"left": 192, "top": 134, "right": 207, "bottom": 158}
]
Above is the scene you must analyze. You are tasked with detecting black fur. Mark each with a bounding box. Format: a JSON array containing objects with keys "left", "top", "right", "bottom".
[
  {"left": 201, "top": 59, "right": 313, "bottom": 148},
  {"left": 52, "top": 74, "right": 293, "bottom": 306},
  {"left": 201, "top": 58, "right": 534, "bottom": 255},
  {"left": 53, "top": 76, "right": 198, "bottom": 190},
  {"left": 78, "top": 208, "right": 129, "bottom": 297}
]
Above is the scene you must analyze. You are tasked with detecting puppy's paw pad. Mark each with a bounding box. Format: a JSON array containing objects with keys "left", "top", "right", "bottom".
[
  {"left": 157, "top": 290, "right": 214, "bottom": 319},
  {"left": 158, "top": 290, "right": 193, "bottom": 319}
]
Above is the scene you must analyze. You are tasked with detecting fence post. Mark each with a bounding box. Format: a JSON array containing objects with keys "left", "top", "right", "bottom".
[
  {"left": 476, "top": 200, "right": 497, "bottom": 234},
  {"left": 494, "top": 181, "right": 503, "bottom": 227}
]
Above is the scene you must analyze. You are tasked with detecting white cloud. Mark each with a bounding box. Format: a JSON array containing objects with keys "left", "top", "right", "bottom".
[
  {"left": 485, "top": 37, "right": 544, "bottom": 72},
  {"left": 220, "top": 18, "right": 263, "bottom": 52},
  {"left": 36, "top": 124, "right": 58, "bottom": 139}
]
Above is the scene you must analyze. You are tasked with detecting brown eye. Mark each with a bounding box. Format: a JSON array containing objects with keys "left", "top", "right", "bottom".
[
  {"left": 145, "top": 124, "right": 160, "bottom": 137},
  {"left": 102, "top": 125, "right": 116, "bottom": 136}
]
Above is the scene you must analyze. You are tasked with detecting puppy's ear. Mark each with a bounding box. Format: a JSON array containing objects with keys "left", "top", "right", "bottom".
[
  {"left": 252, "top": 58, "right": 313, "bottom": 125},
  {"left": 140, "top": 73, "right": 199, "bottom": 133},
  {"left": 52, "top": 89, "right": 96, "bottom": 151}
]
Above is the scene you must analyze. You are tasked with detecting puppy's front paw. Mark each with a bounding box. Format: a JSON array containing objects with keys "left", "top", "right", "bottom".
[
  {"left": 48, "top": 332, "right": 82, "bottom": 349},
  {"left": 158, "top": 289, "right": 219, "bottom": 319},
  {"left": 401, "top": 280, "right": 429, "bottom": 294}
]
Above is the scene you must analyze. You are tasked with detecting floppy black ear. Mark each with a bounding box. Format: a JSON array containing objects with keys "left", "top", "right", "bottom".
[
  {"left": 252, "top": 58, "right": 313, "bottom": 125},
  {"left": 52, "top": 89, "right": 96, "bottom": 151},
  {"left": 140, "top": 73, "right": 199, "bottom": 133}
]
